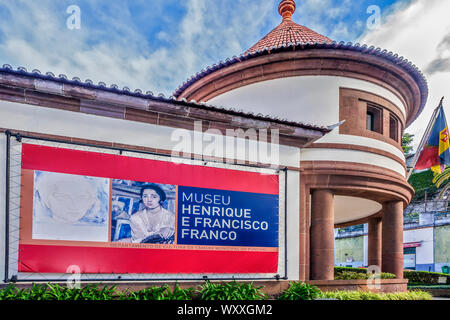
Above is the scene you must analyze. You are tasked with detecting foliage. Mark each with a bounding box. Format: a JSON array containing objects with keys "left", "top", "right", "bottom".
[
  {"left": 47, "top": 284, "right": 117, "bottom": 300},
  {"left": 197, "top": 281, "right": 266, "bottom": 300},
  {"left": 121, "top": 284, "right": 193, "bottom": 300},
  {"left": 404, "top": 270, "right": 450, "bottom": 285},
  {"left": 278, "top": 282, "right": 321, "bottom": 300},
  {"left": 408, "top": 170, "right": 437, "bottom": 199},
  {"left": 402, "top": 133, "right": 415, "bottom": 156},
  {"left": 0, "top": 284, "right": 49, "bottom": 300},
  {"left": 334, "top": 266, "right": 367, "bottom": 275},
  {"left": 165, "top": 284, "right": 194, "bottom": 300},
  {"left": 335, "top": 267, "right": 450, "bottom": 285},
  {"left": 319, "top": 290, "right": 432, "bottom": 300},
  {"left": 408, "top": 284, "right": 450, "bottom": 289},
  {"left": 120, "top": 286, "right": 168, "bottom": 300},
  {"left": 0, "top": 281, "right": 437, "bottom": 301},
  {"left": 0, "top": 284, "right": 119, "bottom": 300}
]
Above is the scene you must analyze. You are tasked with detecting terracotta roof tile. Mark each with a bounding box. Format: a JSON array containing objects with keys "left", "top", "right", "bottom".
[{"left": 245, "top": 19, "right": 333, "bottom": 55}]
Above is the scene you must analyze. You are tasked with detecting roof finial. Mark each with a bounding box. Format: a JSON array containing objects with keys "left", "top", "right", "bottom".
[{"left": 278, "top": 0, "right": 296, "bottom": 21}]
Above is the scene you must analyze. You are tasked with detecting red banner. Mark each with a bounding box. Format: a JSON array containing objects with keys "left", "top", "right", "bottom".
[{"left": 18, "top": 144, "right": 280, "bottom": 274}]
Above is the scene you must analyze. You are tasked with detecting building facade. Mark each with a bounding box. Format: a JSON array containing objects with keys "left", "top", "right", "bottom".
[{"left": 0, "top": 0, "right": 428, "bottom": 285}]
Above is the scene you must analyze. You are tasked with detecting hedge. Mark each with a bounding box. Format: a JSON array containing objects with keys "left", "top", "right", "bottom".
[
  {"left": 335, "top": 267, "right": 450, "bottom": 284},
  {"left": 320, "top": 290, "right": 432, "bottom": 300},
  {"left": 404, "top": 270, "right": 450, "bottom": 285}
]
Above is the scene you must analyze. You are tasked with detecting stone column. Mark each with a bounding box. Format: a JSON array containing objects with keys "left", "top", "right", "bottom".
[
  {"left": 382, "top": 201, "right": 404, "bottom": 278},
  {"left": 310, "top": 189, "right": 334, "bottom": 280},
  {"left": 368, "top": 216, "right": 382, "bottom": 269}
]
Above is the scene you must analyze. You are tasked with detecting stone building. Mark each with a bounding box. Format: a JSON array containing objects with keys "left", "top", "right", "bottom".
[{"left": 175, "top": 0, "right": 428, "bottom": 281}]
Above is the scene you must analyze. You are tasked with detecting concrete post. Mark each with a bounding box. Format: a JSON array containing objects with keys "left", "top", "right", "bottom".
[
  {"left": 368, "top": 216, "right": 382, "bottom": 269},
  {"left": 382, "top": 201, "right": 404, "bottom": 278}
]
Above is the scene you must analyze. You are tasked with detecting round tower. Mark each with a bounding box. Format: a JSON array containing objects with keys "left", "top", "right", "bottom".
[{"left": 175, "top": 0, "right": 428, "bottom": 280}]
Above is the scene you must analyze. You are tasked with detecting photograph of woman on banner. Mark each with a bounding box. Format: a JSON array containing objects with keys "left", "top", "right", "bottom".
[{"left": 130, "top": 183, "right": 175, "bottom": 244}]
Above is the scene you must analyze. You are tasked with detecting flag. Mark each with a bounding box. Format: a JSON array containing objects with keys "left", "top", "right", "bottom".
[{"left": 415, "top": 105, "right": 450, "bottom": 174}]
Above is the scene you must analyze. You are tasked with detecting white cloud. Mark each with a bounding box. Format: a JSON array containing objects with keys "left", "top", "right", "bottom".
[
  {"left": 360, "top": 0, "right": 450, "bottom": 150},
  {"left": 0, "top": 0, "right": 277, "bottom": 96}
]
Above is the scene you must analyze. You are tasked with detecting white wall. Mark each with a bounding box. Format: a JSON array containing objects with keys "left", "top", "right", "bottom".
[
  {"left": 301, "top": 147, "right": 406, "bottom": 177},
  {"left": 404, "top": 228, "right": 434, "bottom": 265},
  {"left": 210, "top": 75, "right": 407, "bottom": 177},
  {"left": 209, "top": 76, "right": 405, "bottom": 128},
  {"left": 0, "top": 100, "right": 301, "bottom": 281}
]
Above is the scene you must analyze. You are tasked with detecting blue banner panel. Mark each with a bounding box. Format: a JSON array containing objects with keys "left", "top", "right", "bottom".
[{"left": 177, "top": 186, "right": 279, "bottom": 247}]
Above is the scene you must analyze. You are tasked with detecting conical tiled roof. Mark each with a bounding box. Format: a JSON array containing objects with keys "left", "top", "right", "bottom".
[{"left": 245, "top": 0, "right": 332, "bottom": 55}]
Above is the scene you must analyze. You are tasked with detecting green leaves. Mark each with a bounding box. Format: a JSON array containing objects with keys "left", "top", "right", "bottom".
[
  {"left": 278, "top": 282, "right": 321, "bottom": 300},
  {"left": 334, "top": 271, "right": 395, "bottom": 280},
  {"left": 0, "top": 283, "right": 195, "bottom": 301},
  {"left": 404, "top": 270, "right": 450, "bottom": 285},
  {"left": 319, "top": 290, "right": 432, "bottom": 300},
  {"left": 0, "top": 284, "right": 119, "bottom": 300},
  {"left": 198, "top": 281, "right": 266, "bottom": 300},
  {"left": 0, "top": 281, "right": 435, "bottom": 300}
]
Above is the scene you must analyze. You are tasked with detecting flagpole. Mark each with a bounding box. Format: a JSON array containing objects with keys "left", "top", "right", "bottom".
[{"left": 406, "top": 97, "right": 444, "bottom": 180}]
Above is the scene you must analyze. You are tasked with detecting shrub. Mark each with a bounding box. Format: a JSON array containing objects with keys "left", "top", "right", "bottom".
[
  {"left": 45, "top": 284, "right": 118, "bottom": 300},
  {"left": 334, "top": 267, "right": 450, "bottom": 284},
  {"left": 121, "top": 284, "right": 194, "bottom": 300},
  {"left": 319, "top": 290, "right": 432, "bottom": 300},
  {"left": 278, "top": 282, "right": 321, "bottom": 300},
  {"left": 120, "top": 286, "right": 171, "bottom": 300},
  {"left": 404, "top": 270, "right": 450, "bottom": 285},
  {"left": 335, "top": 271, "right": 369, "bottom": 280},
  {"left": 334, "top": 266, "right": 367, "bottom": 275},
  {"left": 165, "top": 284, "right": 194, "bottom": 300},
  {"left": 334, "top": 268, "right": 396, "bottom": 280},
  {"left": 198, "top": 281, "right": 266, "bottom": 300},
  {"left": 0, "top": 283, "right": 50, "bottom": 300},
  {"left": 0, "top": 284, "right": 119, "bottom": 300}
]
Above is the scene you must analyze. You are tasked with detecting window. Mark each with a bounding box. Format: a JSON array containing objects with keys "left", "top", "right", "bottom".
[
  {"left": 389, "top": 114, "right": 399, "bottom": 142},
  {"left": 366, "top": 112, "right": 374, "bottom": 131},
  {"left": 366, "top": 104, "right": 383, "bottom": 134}
]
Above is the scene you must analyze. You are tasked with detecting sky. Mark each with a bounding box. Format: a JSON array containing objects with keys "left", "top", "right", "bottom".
[{"left": 0, "top": 0, "right": 447, "bottom": 150}]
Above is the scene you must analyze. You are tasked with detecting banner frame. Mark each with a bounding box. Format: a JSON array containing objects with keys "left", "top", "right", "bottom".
[{"left": 3, "top": 130, "right": 289, "bottom": 283}]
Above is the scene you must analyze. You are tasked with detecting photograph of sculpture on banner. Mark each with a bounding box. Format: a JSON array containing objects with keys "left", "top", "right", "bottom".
[{"left": 32, "top": 170, "right": 110, "bottom": 242}]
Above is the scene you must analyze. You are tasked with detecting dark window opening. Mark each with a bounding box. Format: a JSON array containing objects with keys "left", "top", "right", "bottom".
[
  {"left": 366, "top": 104, "right": 383, "bottom": 134},
  {"left": 389, "top": 114, "right": 399, "bottom": 142}
]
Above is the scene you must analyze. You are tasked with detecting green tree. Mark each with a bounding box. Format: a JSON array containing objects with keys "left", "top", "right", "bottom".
[{"left": 402, "top": 133, "right": 415, "bottom": 156}]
